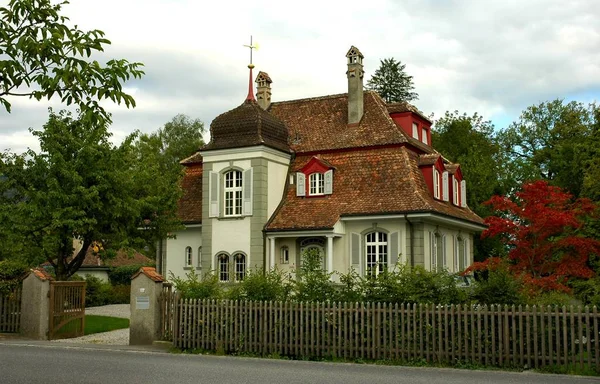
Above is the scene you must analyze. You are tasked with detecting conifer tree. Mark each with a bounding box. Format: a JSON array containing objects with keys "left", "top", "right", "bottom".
[{"left": 366, "top": 58, "right": 418, "bottom": 103}]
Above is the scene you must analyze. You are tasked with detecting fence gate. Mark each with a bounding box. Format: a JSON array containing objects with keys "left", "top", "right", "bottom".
[{"left": 48, "top": 281, "right": 86, "bottom": 340}]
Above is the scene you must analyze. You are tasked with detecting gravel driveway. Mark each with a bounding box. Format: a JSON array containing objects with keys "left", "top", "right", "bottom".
[{"left": 51, "top": 304, "right": 131, "bottom": 345}]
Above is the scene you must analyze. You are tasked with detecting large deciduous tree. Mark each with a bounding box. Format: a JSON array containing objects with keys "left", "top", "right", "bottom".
[
  {"left": 471, "top": 181, "right": 600, "bottom": 293},
  {"left": 0, "top": 110, "right": 143, "bottom": 280},
  {"left": 366, "top": 58, "right": 418, "bottom": 103},
  {"left": 0, "top": 0, "right": 144, "bottom": 125}
]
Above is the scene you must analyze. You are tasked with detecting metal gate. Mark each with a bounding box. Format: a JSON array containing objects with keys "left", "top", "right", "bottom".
[{"left": 48, "top": 281, "right": 86, "bottom": 340}]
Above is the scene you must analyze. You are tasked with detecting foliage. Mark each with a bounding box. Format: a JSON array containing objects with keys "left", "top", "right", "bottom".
[
  {"left": 0, "top": 259, "right": 27, "bottom": 294},
  {"left": 469, "top": 261, "right": 525, "bottom": 305},
  {"left": 473, "top": 181, "right": 600, "bottom": 293},
  {"left": 226, "top": 268, "right": 291, "bottom": 302},
  {"left": 0, "top": 0, "right": 144, "bottom": 125},
  {"left": 81, "top": 275, "right": 129, "bottom": 307},
  {"left": 366, "top": 58, "right": 418, "bottom": 103},
  {"left": 84, "top": 315, "right": 129, "bottom": 335},
  {"left": 108, "top": 264, "right": 152, "bottom": 286},
  {"left": 498, "top": 100, "right": 598, "bottom": 198},
  {"left": 0, "top": 110, "right": 146, "bottom": 280},
  {"left": 170, "top": 268, "right": 222, "bottom": 300},
  {"left": 292, "top": 247, "right": 336, "bottom": 302}
]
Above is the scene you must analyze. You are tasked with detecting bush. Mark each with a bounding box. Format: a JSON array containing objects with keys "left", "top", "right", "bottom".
[
  {"left": 108, "top": 264, "right": 150, "bottom": 286},
  {"left": 0, "top": 260, "right": 28, "bottom": 294},
  {"left": 170, "top": 268, "right": 222, "bottom": 300},
  {"left": 292, "top": 248, "right": 336, "bottom": 302},
  {"left": 226, "top": 268, "right": 291, "bottom": 302},
  {"left": 471, "top": 267, "right": 525, "bottom": 305},
  {"left": 82, "top": 275, "right": 130, "bottom": 307}
]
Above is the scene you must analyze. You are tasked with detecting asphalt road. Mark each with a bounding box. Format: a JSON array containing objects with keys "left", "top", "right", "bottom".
[{"left": 0, "top": 342, "right": 597, "bottom": 384}]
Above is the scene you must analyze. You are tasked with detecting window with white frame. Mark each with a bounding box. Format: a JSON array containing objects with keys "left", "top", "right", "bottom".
[
  {"left": 433, "top": 169, "right": 440, "bottom": 199},
  {"left": 430, "top": 233, "right": 445, "bottom": 272},
  {"left": 456, "top": 237, "right": 466, "bottom": 271},
  {"left": 422, "top": 127, "right": 428, "bottom": 145},
  {"left": 412, "top": 122, "right": 419, "bottom": 139},
  {"left": 224, "top": 170, "right": 243, "bottom": 216},
  {"left": 453, "top": 176, "right": 459, "bottom": 205},
  {"left": 185, "top": 246, "right": 192, "bottom": 267},
  {"left": 365, "top": 231, "right": 388, "bottom": 277},
  {"left": 217, "top": 253, "right": 229, "bottom": 282},
  {"left": 309, "top": 173, "right": 325, "bottom": 195},
  {"left": 280, "top": 246, "right": 289, "bottom": 264},
  {"left": 233, "top": 253, "right": 246, "bottom": 281}
]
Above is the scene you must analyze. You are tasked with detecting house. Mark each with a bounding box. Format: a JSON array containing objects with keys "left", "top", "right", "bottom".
[{"left": 161, "top": 46, "right": 485, "bottom": 282}]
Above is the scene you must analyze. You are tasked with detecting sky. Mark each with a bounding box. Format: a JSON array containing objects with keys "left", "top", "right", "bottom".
[{"left": 1, "top": 0, "right": 599, "bottom": 154}]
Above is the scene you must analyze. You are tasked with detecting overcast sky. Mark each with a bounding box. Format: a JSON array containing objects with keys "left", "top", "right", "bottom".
[{"left": 1, "top": 0, "right": 599, "bottom": 154}]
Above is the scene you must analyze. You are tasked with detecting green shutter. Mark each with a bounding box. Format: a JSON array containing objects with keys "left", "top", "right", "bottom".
[
  {"left": 296, "top": 172, "right": 305, "bottom": 196},
  {"left": 243, "top": 168, "right": 253, "bottom": 215},
  {"left": 324, "top": 169, "right": 333, "bottom": 194},
  {"left": 351, "top": 233, "right": 360, "bottom": 268}
]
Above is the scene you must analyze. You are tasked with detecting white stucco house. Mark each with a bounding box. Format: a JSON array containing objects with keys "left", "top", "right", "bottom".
[{"left": 160, "top": 46, "right": 486, "bottom": 282}]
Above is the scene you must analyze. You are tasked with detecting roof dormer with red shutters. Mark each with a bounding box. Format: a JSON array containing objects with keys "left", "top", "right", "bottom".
[
  {"left": 445, "top": 164, "right": 467, "bottom": 207},
  {"left": 387, "top": 102, "right": 433, "bottom": 147},
  {"left": 418, "top": 154, "right": 444, "bottom": 200},
  {"left": 295, "top": 156, "right": 334, "bottom": 197}
]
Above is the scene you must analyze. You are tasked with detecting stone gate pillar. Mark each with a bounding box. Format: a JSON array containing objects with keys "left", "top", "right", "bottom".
[
  {"left": 129, "top": 267, "right": 163, "bottom": 345},
  {"left": 20, "top": 269, "right": 53, "bottom": 340}
]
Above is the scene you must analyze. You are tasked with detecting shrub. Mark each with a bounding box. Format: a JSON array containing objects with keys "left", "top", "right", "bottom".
[
  {"left": 169, "top": 268, "right": 222, "bottom": 300},
  {"left": 292, "top": 248, "right": 336, "bottom": 302},
  {"left": 108, "top": 264, "right": 151, "bottom": 286},
  {"left": 226, "top": 268, "right": 291, "bottom": 302},
  {"left": 471, "top": 267, "right": 525, "bottom": 305},
  {"left": 81, "top": 275, "right": 131, "bottom": 307},
  {"left": 0, "top": 260, "right": 28, "bottom": 294}
]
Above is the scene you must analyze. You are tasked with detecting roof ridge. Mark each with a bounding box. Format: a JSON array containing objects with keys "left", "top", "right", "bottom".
[{"left": 271, "top": 92, "right": 348, "bottom": 105}]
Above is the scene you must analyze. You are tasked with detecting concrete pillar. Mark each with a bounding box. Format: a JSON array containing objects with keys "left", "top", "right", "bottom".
[
  {"left": 269, "top": 237, "right": 276, "bottom": 270},
  {"left": 20, "top": 269, "right": 52, "bottom": 340},
  {"left": 129, "top": 267, "right": 164, "bottom": 345}
]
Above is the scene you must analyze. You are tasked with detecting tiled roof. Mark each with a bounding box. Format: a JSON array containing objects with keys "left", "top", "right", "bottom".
[
  {"left": 180, "top": 151, "right": 202, "bottom": 165},
  {"left": 445, "top": 164, "right": 460, "bottom": 174},
  {"left": 203, "top": 100, "right": 289, "bottom": 153},
  {"left": 418, "top": 153, "right": 440, "bottom": 166},
  {"left": 131, "top": 266, "right": 164, "bottom": 282},
  {"left": 178, "top": 163, "right": 202, "bottom": 224},
  {"left": 30, "top": 268, "right": 54, "bottom": 281},
  {"left": 387, "top": 101, "right": 433, "bottom": 123},
  {"left": 269, "top": 91, "right": 410, "bottom": 153},
  {"left": 80, "top": 248, "right": 154, "bottom": 268},
  {"left": 265, "top": 147, "right": 484, "bottom": 231}
]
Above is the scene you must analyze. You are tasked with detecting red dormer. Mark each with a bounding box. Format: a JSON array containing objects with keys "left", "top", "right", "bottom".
[
  {"left": 445, "top": 164, "right": 466, "bottom": 207},
  {"left": 295, "top": 156, "right": 334, "bottom": 197},
  {"left": 387, "top": 102, "right": 433, "bottom": 146},
  {"left": 418, "top": 154, "right": 444, "bottom": 199}
]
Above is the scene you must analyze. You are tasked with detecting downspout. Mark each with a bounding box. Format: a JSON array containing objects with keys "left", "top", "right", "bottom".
[{"left": 404, "top": 214, "right": 415, "bottom": 267}]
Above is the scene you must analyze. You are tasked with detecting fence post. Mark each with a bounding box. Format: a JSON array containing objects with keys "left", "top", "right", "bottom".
[
  {"left": 20, "top": 269, "right": 52, "bottom": 340},
  {"left": 129, "top": 267, "right": 165, "bottom": 345}
]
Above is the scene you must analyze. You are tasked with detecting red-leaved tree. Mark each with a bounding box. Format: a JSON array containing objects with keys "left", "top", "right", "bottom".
[{"left": 467, "top": 181, "right": 600, "bottom": 293}]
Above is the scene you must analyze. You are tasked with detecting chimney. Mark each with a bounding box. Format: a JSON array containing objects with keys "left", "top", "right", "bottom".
[
  {"left": 255, "top": 71, "right": 272, "bottom": 110},
  {"left": 346, "top": 46, "right": 364, "bottom": 125}
]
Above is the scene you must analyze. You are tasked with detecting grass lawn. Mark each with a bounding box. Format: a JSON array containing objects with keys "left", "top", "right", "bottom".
[{"left": 84, "top": 315, "right": 129, "bottom": 335}]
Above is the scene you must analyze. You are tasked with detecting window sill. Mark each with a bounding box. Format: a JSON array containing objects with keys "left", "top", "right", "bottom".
[
  {"left": 183, "top": 266, "right": 192, "bottom": 270},
  {"left": 217, "top": 215, "right": 248, "bottom": 221}
]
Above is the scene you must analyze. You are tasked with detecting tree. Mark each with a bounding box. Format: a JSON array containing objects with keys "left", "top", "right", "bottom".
[
  {"left": 0, "top": 110, "right": 146, "bottom": 280},
  {"left": 0, "top": 0, "right": 144, "bottom": 125},
  {"left": 470, "top": 181, "right": 600, "bottom": 293},
  {"left": 498, "top": 100, "right": 595, "bottom": 198},
  {"left": 366, "top": 58, "right": 418, "bottom": 103}
]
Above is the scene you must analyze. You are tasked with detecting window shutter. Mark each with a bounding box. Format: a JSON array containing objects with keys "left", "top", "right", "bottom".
[
  {"left": 324, "top": 170, "right": 333, "bottom": 194},
  {"left": 441, "top": 235, "right": 446, "bottom": 270},
  {"left": 351, "top": 233, "right": 360, "bottom": 268},
  {"left": 432, "top": 169, "right": 438, "bottom": 198},
  {"left": 390, "top": 232, "right": 399, "bottom": 267},
  {"left": 243, "top": 168, "right": 253, "bottom": 215},
  {"left": 209, "top": 171, "right": 219, "bottom": 217},
  {"left": 296, "top": 172, "right": 305, "bottom": 196},
  {"left": 465, "top": 237, "right": 470, "bottom": 268},
  {"left": 442, "top": 172, "right": 449, "bottom": 201},
  {"left": 460, "top": 180, "right": 467, "bottom": 207}
]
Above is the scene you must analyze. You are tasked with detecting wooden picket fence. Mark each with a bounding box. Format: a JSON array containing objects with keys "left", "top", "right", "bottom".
[
  {"left": 0, "top": 286, "right": 22, "bottom": 333},
  {"left": 173, "top": 299, "right": 599, "bottom": 370},
  {"left": 159, "top": 282, "right": 175, "bottom": 341}
]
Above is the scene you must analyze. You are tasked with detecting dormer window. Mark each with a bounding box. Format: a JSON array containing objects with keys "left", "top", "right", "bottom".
[
  {"left": 309, "top": 173, "right": 325, "bottom": 195},
  {"left": 433, "top": 168, "right": 440, "bottom": 199},
  {"left": 412, "top": 123, "right": 419, "bottom": 139},
  {"left": 453, "top": 176, "right": 460, "bottom": 206},
  {"left": 422, "top": 127, "right": 428, "bottom": 145}
]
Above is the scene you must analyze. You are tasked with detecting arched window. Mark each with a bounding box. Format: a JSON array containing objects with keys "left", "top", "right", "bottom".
[
  {"left": 365, "top": 231, "right": 388, "bottom": 277},
  {"left": 185, "top": 246, "right": 192, "bottom": 267},
  {"left": 217, "top": 253, "right": 229, "bottom": 282},
  {"left": 233, "top": 253, "right": 246, "bottom": 281},
  {"left": 224, "top": 170, "right": 243, "bottom": 216}
]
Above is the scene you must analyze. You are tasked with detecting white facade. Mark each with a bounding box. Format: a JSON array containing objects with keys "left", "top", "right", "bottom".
[{"left": 166, "top": 225, "right": 202, "bottom": 279}]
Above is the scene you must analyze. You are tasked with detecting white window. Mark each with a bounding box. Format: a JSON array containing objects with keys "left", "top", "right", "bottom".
[
  {"left": 197, "top": 247, "right": 202, "bottom": 268},
  {"left": 430, "top": 233, "right": 445, "bottom": 272},
  {"left": 185, "top": 246, "right": 192, "bottom": 267},
  {"left": 453, "top": 176, "right": 459, "bottom": 206},
  {"left": 280, "top": 246, "right": 289, "bottom": 264},
  {"left": 422, "top": 128, "right": 428, "bottom": 145},
  {"left": 365, "top": 231, "right": 388, "bottom": 277},
  {"left": 412, "top": 122, "right": 419, "bottom": 139},
  {"left": 309, "top": 173, "right": 325, "bottom": 196},
  {"left": 456, "top": 237, "right": 466, "bottom": 271},
  {"left": 433, "top": 169, "right": 440, "bottom": 199},
  {"left": 224, "top": 170, "right": 243, "bottom": 216},
  {"left": 218, "top": 253, "right": 229, "bottom": 282},
  {"left": 233, "top": 253, "right": 246, "bottom": 281}
]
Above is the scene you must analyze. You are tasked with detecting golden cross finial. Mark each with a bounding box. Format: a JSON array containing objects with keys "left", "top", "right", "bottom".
[{"left": 243, "top": 35, "right": 257, "bottom": 67}]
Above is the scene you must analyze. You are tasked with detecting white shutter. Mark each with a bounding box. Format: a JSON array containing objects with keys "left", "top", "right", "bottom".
[
  {"left": 442, "top": 172, "right": 449, "bottom": 201},
  {"left": 296, "top": 172, "right": 305, "bottom": 196},
  {"left": 243, "top": 168, "right": 253, "bottom": 215},
  {"left": 209, "top": 171, "right": 219, "bottom": 217},
  {"left": 324, "top": 169, "right": 333, "bottom": 195},
  {"left": 460, "top": 180, "right": 467, "bottom": 207}
]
